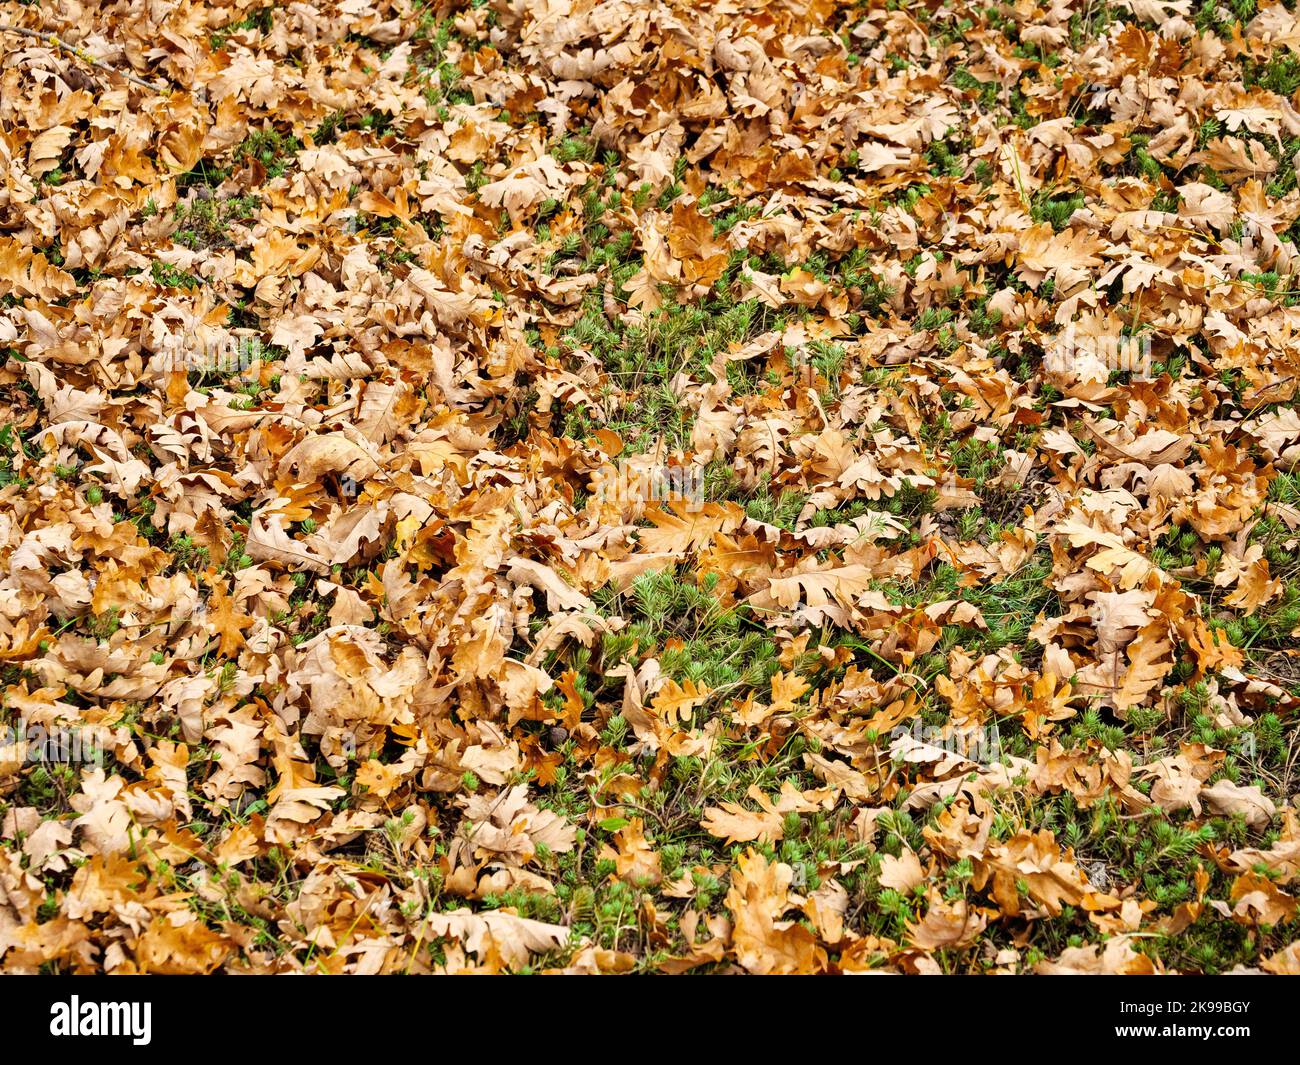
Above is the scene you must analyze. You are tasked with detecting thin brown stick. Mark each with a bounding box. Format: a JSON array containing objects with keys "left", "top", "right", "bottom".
[{"left": 0, "top": 24, "right": 170, "bottom": 93}]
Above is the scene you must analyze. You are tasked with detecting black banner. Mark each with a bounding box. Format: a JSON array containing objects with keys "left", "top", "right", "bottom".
[{"left": 3, "top": 975, "right": 1289, "bottom": 1052}]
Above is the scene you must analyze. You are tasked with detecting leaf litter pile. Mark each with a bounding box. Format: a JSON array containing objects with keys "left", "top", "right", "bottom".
[{"left": 3, "top": 0, "right": 1300, "bottom": 976}]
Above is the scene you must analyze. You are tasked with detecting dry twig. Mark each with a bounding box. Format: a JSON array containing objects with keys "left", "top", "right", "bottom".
[{"left": 0, "top": 24, "right": 169, "bottom": 93}]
